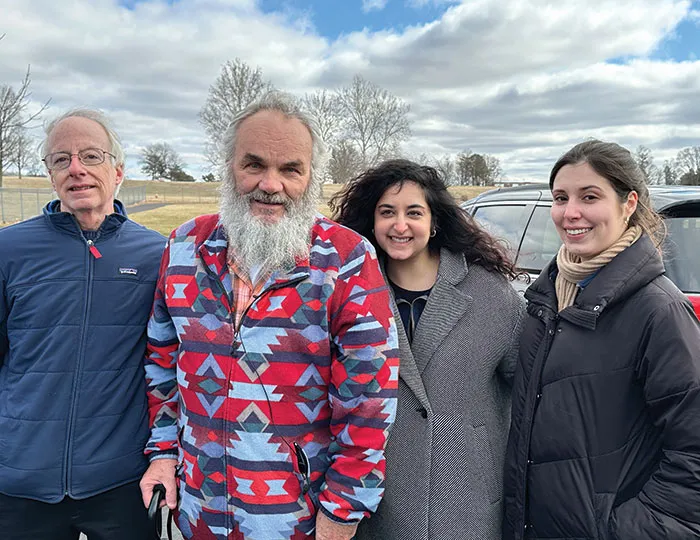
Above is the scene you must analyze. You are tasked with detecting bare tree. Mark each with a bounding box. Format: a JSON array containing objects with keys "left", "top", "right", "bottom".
[
  {"left": 410, "top": 152, "right": 431, "bottom": 166},
  {"left": 302, "top": 90, "right": 343, "bottom": 147},
  {"left": 7, "top": 126, "right": 38, "bottom": 179},
  {"left": 455, "top": 150, "right": 474, "bottom": 186},
  {"left": 139, "top": 142, "right": 185, "bottom": 181},
  {"left": 0, "top": 66, "right": 50, "bottom": 187},
  {"left": 634, "top": 145, "right": 660, "bottom": 184},
  {"left": 335, "top": 75, "right": 410, "bottom": 169},
  {"left": 483, "top": 154, "right": 502, "bottom": 186},
  {"left": 328, "top": 140, "right": 363, "bottom": 184},
  {"left": 433, "top": 155, "right": 457, "bottom": 186},
  {"left": 199, "top": 59, "right": 273, "bottom": 170},
  {"left": 455, "top": 151, "right": 501, "bottom": 186},
  {"left": 675, "top": 146, "right": 700, "bottom": 186},
  {"left": 661, "top": 159, "right": 678, "bottom": 185}
]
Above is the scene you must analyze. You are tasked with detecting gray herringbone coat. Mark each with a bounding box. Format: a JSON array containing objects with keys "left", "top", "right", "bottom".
[{"left": 356, "top": 249, "right": 524, "bottom": 540}]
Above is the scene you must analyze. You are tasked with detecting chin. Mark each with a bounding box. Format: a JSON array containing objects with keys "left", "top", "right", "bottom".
[{"left": 387, "top": 251, "right": 413, "bottom": 261}]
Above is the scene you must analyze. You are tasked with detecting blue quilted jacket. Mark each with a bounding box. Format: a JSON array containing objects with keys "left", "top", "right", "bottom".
[{"left": 0, "top": 200, "right": 165, "bottom": 502}]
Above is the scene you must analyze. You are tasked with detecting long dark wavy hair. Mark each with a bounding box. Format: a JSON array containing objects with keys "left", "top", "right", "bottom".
[{"left": 330, "top": 158, "right": 517, "bottom": 279}]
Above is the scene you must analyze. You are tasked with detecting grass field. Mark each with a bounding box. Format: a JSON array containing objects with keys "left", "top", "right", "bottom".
[
  {"left": 1, "top": 176, "right": 494, "bottom": 231},
  {"left": 130, "top": 203, "right": 220, "bottom": 235}
]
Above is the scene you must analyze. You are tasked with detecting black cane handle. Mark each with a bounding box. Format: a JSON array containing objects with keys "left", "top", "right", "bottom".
[{"left": 148, "top": 483, "right": 167, "bottom": 522}]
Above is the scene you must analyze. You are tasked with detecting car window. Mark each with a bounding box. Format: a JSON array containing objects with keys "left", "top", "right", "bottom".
[
  {"left": 663, "top": 216, "right": 700, "bottom": 294},
  {"left": 472, "top": 204, "right": 531, "bottom": 262},
  {"left": 517, "top": 205, "right": 562, "bottom": 272}
]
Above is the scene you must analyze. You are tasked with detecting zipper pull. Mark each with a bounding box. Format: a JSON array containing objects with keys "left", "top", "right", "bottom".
[{"left": 87, "top": 240, "right": 102, "bottom": 259}]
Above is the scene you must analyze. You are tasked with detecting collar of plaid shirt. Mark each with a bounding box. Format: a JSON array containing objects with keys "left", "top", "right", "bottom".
[{"left": 227, "top": 250, "right": 270, "bottom": 330}]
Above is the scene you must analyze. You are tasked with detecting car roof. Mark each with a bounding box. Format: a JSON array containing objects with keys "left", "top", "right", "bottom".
[{"left": 463, "top": 183, "right": 700, "bottom": 213}]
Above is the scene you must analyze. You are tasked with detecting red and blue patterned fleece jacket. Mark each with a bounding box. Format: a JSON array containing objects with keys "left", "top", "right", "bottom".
[{"left": 145, "top": 214, "right": 399, "bottom": 540}]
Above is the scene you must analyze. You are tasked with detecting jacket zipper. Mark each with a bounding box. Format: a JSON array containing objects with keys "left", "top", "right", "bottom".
[
  {"left": 222, "top": 277, "right": 304, "bottom": 537},
  {"left": 516, "top": 309, "right": 558, "bottom": 537},
  {"left": 63, "top": 237, "right": 98, "bottom": 496},
  {"left": 222, "top": 296, "right": 259, "bottom": 537}
]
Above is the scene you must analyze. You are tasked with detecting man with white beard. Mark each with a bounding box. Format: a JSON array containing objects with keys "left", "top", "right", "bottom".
[{"left": 139, "top": 92, "right": 399, "bottom": 540}]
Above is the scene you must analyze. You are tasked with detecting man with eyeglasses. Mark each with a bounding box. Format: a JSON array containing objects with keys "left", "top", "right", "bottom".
[{"left": 0, "top": 109, "right": 165, "bottom": 539}]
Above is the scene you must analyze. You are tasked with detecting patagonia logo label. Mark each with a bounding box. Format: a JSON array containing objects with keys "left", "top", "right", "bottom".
[{"left": 119, "top": 268, "right": 138, "bottom": 276}]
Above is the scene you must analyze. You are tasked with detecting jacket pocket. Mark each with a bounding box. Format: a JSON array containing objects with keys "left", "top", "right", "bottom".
[
  {"left": 431, "top": 414, "right": 502, "bottom": 514},
  {"left": 470, "top": 423, "right": 501, "bottom": 504},
  {"left": 292, "top": 446, "right": 316, "bottom": 522}
]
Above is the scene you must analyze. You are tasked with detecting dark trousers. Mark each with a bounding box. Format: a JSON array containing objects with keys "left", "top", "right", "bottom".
[{"left": 0, "top": 480, "right": 156, "bottom": 540}]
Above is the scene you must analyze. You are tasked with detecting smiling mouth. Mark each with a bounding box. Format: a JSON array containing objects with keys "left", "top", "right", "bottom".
[
  {"left": 566, "top": 228, "right": 592, "bottom": 236},
  {"left": 69, "top": 185, "right": 94, "bottom": 192},
  {"left": 251, "top": 198, "right": 286, "bottom": 210},
  {"left": 390, "top": 236, "right": 412, "bottom": 243}
]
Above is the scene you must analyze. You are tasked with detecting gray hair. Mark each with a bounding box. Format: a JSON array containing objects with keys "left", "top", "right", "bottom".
[
  {"left": 42, "top": 108, "right": 125, "bottom": 168},
  {"left": 220, "top": 91, "right": 327, "bottom": 188}
]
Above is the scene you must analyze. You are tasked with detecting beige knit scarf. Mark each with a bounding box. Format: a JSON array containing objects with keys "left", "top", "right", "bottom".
[{"left": 555, "top": 225, "right": 642, "bottom": 312}]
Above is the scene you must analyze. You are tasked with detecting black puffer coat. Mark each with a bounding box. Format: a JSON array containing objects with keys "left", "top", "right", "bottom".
[{"left": 503, "top": 235, "right": 700, "bottom": 540}]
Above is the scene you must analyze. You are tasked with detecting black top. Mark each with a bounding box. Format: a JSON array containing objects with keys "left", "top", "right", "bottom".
[{"left": 390, "top": 280, "right": 432, "bottom": 344}]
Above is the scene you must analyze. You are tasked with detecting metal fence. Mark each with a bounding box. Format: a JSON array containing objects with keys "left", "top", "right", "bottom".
[
  {"left": 0, "top": 186, "right": 147, "bottom": 224},
  {"left": 143, "top": 183, "right": 220, "bottom": 204}
]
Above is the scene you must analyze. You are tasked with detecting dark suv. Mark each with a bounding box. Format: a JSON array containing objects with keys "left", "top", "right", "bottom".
[{"left": 462, "top": 184, "right": 700, "bottom": 318}]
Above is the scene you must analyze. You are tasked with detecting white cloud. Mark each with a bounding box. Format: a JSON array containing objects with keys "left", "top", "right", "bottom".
[
  {"left": 0, "top": 0, "right": 697, "bottom": 181},
  {"left": 362, "top": 0, "right": 389, "bottom": 13},
  {"left": 406, "top": 0, "right": 460, "bottom": 7}
]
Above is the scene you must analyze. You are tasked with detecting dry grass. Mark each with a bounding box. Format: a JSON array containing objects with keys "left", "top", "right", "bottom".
[
  {"left": 124, "top": 179, "right": 220, "bottom": 203},
  {"left": 1, "top": 175, "right": 494, "bottom": 230},
  {"left": 1, "top": 176, "right": 221, "bottom": 203},
  {"left": 2, "top": 177, "right": 492, "bottom": 202},
  {"left": 448, "top": 185, "right": 495, "bottom": 202},
  {"left": 129, "top": 203, "right": 220, "bottom": 236},
  {"left": 2, "top": 176, "right": 51, "bottom": 189},
  {"left": 0, "top": 178, "right": 54, "bottom": 224}
]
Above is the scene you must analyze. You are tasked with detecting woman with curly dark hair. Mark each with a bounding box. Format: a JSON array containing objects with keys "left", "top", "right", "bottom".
[{"left": 330, "top": 158, "right": 524, "bottom": 540}]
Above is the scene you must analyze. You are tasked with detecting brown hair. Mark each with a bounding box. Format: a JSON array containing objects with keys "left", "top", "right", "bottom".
[{"left": 549, "top": 139, "right": 664, "bottom": 245}]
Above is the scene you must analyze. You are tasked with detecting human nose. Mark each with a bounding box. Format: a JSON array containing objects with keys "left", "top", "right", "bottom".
[
  {"left": 562, "top": 200, "right": 581, "bottom": 220},
  {"left": 392, "top": 215, "right": 409, "bottom": 233},
  {"left": 67, "top": 154, "right": 86, "bottom": 175},
  {"left": 257, "top": 170, "right": 283, "bottom": 194}
]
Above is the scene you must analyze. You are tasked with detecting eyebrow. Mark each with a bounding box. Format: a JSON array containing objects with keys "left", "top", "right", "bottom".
[
  {"left": 553, "top": 185, "right": 603, "bottom": 194},
  {"left": 241, "top": 153, "right": 264, "bottom": 163},
  {"left": 240, "top": 153, "right": 305, "bottom": 170},
  {"left": 282, "top": 159, "right": 305, "bottom": 170},
  {"left": 377, "top": 203, "right": 426, "bottom": 209}
]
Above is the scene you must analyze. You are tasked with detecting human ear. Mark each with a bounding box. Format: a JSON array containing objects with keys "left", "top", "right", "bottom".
[{"left": 624, "top": 190, "right": 639, "bottom": 221}]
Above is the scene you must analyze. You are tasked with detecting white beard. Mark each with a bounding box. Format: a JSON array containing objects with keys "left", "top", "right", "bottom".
[{"left": 219, "top": 176, "right": 320, "bottom": 276}]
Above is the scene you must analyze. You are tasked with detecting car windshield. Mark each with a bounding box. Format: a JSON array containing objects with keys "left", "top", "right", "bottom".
[{"left": 663, "top": 216, "right": 700, "bottom": 294}]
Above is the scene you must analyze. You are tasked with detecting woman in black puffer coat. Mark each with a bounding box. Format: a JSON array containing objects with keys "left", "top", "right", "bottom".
[{"left": 503, "top": 140, "right": 700, "bottom": 540}]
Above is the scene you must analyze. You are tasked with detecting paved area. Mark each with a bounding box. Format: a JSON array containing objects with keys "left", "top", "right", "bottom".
[{"left": 126, "top": 202, "right": 167, "bottom": 214}]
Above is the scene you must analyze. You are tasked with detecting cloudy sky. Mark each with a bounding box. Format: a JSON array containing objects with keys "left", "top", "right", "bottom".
[{"left": 1, "top": 0, "right": 699, "bottom": 181}]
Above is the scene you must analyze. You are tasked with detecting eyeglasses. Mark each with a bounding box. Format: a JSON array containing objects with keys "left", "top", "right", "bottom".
[
  {"left": 395, "top": 294, "right": 430, "bottom": 344},
  {"left": 43, "top": 148, "right": 116, "bottom": 171}
]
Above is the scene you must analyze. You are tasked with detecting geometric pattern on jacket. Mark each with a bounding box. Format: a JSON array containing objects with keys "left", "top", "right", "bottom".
[{"left": 145, "top": 213, "right": 399, "bottom": 540}]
